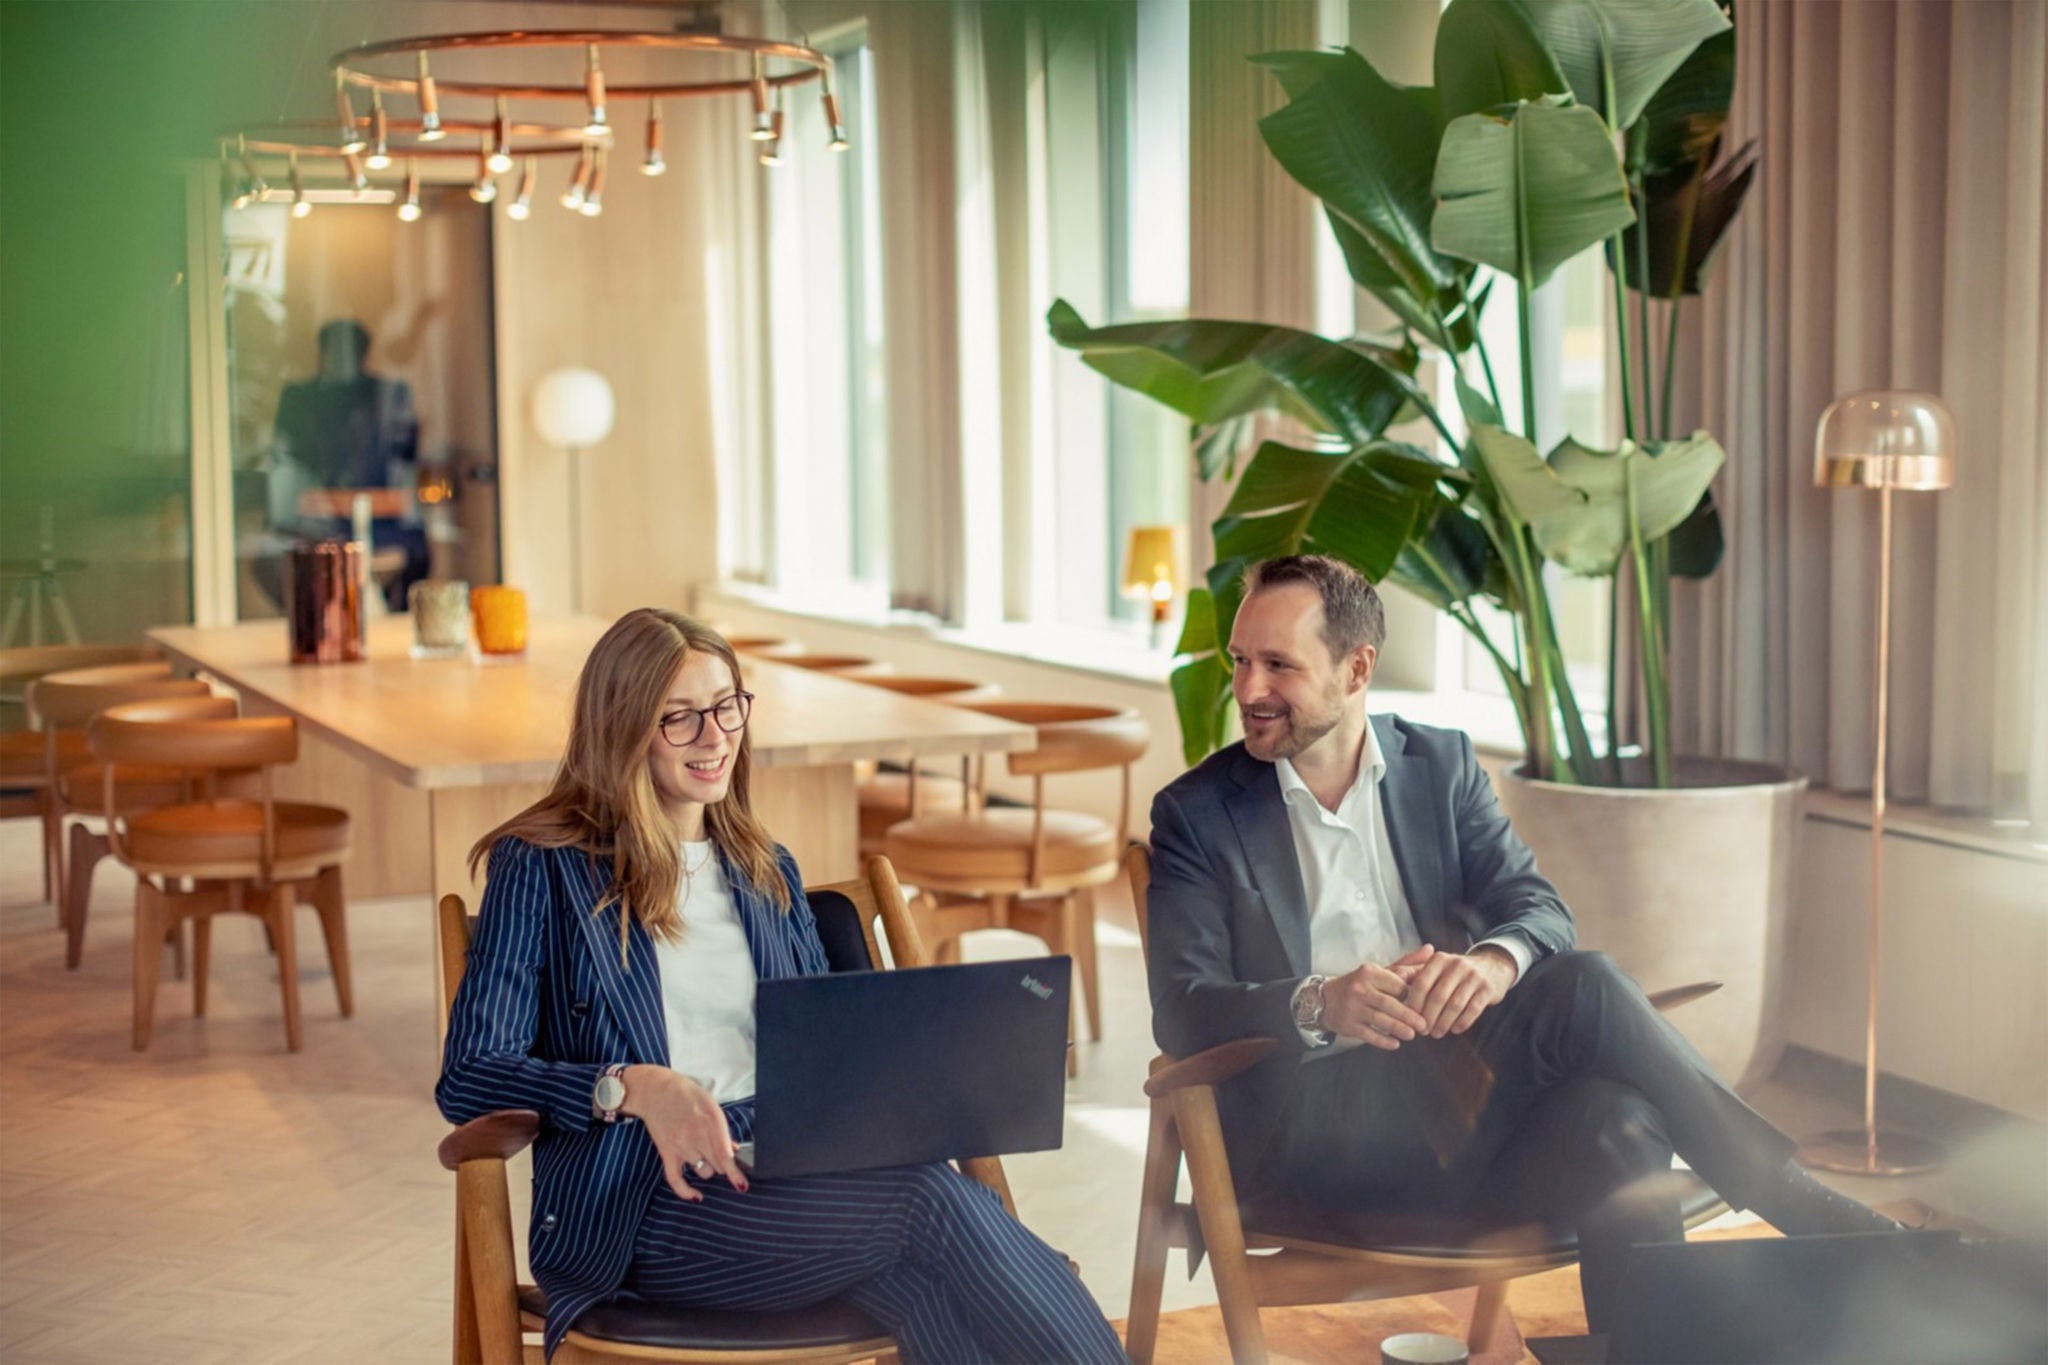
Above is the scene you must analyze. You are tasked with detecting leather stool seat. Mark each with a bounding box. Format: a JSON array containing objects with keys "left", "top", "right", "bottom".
[
  {"left": 886, "top": 808, "right": 1117, "bottom": 886},
  {"left": 0, "top": 728, "right": 87, "bottom": 781},
  {"left": 858, "top": 770, "right": 973, "bottom": 847},
  {"left": 518, "top": 1284, "right": 892, "bottom": 1354},
  {"left": 125, "top": 799, "right": 352, "bottom": 871}
]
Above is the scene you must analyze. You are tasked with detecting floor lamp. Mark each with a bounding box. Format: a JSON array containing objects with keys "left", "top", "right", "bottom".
[
  {"left": 1799, "top": 390, "right": 1956, "bottom": 1177},
  {"left": 530, "top": 367, "right": 616, "bottom": 614}
]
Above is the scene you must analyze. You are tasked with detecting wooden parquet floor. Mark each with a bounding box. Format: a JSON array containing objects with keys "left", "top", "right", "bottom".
[{"left": 0, "top": 827, "right": 457, "bottom": 1363}]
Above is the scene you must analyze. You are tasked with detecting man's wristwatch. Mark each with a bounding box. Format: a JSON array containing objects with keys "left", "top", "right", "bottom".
[
  {"left": 1293, "top": 974, "right": 1330, "bottom": 1040},
  {"left": 593, "top": 1063, "right": 629, "bottom": 1123}
]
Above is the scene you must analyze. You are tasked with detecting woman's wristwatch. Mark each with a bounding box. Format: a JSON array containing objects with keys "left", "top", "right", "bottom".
[{"left": 593, "top": 1063, "right": 629, "bottom": 1123}]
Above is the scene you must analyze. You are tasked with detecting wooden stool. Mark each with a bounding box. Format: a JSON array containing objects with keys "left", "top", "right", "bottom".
[
  {"left": 847, "top": 677, "right": 1003, "bottom": 857},
  {"left": 28, "top": 663, "right": 213, "bottom": 946},
  {"left": 90, "top": 706, "right": 354, "bottom": 1052},
  {"left": 884, "top": 702, "right": 1148, "bottom": 1074},
  {"left": 0, "top": 645, "right": 158, "bottom": 906}
]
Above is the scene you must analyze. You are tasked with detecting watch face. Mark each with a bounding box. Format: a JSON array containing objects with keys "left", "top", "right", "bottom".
[{"left": 595, "top": 1075, "right": 626, "bottom": 1112}]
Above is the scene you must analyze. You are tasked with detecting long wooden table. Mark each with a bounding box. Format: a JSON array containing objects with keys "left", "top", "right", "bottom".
[{"left": 147, "top": 617, "right": 1035, "bottom": 916}]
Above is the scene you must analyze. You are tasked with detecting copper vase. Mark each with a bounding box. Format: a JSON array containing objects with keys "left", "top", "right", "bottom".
[{"left": 287, "top": 540, "right": 367, "bottom": 664}]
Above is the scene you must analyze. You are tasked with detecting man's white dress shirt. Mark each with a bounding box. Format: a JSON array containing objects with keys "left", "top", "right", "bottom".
[{"left": 1280, "top": 719, "right": 1531, "bottom": 1051}]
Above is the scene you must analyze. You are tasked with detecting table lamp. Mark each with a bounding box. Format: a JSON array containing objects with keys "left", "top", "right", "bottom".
[
  {"left": 1122, "top": 525, "right": 1185, "bottom": 648},
  {"left": 1799, "top": 389, "right": 1956, "bottom": 1177},
  {"left": 530, "top": 367, "right": 616, "bottom": 613}
]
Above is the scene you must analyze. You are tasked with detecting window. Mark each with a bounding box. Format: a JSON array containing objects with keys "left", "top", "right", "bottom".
[
  {"left": 762, "top": 32, "right": 887, "bottom": 610},
  {"left": 1026, "top": 0, "right": 1190, "bottom": 631}
]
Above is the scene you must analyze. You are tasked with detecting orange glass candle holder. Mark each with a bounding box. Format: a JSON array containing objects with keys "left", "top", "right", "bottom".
[{"left": 470, "top": 585, "right": 529, "bottom": 658}]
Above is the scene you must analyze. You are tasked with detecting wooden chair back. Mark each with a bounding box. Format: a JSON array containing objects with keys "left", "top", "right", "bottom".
[
  {"left": 28, "top": 665, "right": 199, "bottom": 730},
  {"left": 0, "top": 644, "right": 156, "bottom": 686},
  {"left": 89, "top": 712, "right": 295, "bottom": 773},
  {"left": 1126, "top": 842, "right": 1154, "bottom": 955}
]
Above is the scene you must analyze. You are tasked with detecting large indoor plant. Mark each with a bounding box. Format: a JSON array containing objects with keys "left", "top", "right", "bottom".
[{"left": 1051, "top": 0, "right": 1798, "bottom": 1085}]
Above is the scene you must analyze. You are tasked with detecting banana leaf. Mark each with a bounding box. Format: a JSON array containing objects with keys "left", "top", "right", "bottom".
[
  {"left": 1610, "top": 139, "right": 1756, "bottom": 296},
  {"left": 1468, "top": 422, "right": 1725, "bottom": 575},
  {"left": 1434, "top": 0, "right": 1570, "bottom": 123},
  {"left": 1634, "top": 20, "right": 1735, "bottom": 175},
  {"left": 1047, "top": 301, "right": 1414, "bottom": 448},
  {"left": 1168, "top": 643, "right": 1234, "bottom": 767},
  {"left": 1666, "top": 486, "right": 1724, "bottom": 578},
  {"left": 1432, "top": 99, "right": 1637, "bottom": 288},
  {"left": 1253, "top": 48, "right": 1472, "bottom": 309},
  {"left": 1527, "top": 0, "right": 1730, "bottom": 132}
]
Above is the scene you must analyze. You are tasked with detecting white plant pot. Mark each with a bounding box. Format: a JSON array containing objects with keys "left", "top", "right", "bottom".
[{"left": 1494, "top": 758, "right": 1806, "bottom": 1091}]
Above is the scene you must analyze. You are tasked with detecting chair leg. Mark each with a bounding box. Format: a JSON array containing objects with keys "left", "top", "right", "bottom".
[
  {"left": 1076, "top": 885, "right": 1102, "bottom": 1042},
  {"left": 311, "top": 864, "right": 353, "bottom": 1018},
  {"left": 165, "top": 918, "right": 186, "bottom": 981},
  {"left": 1468, "top": 1277, "right": 1508, "bottom": 1353},
  {"left": 452, "top": 1201, "right": 482, "bottom": 1365},
  {"left": 132, "top": 879, "right": 165, "bottom": 1051},
  {"left": 62, "top": 821, "right": 99, "bottom": 968},
  {"left": 44, "top": 801, "right": 65, "bottom": 924},
  {"left": 1059, "top": 894, "right": 1080, "bottom": 1078},
  {"left": 1171, "top": 1085, "right": 1267, "bottom": 1365},
  {"left": 1124, "top": 1096, "right": 1182, "bottom": 1365},
  {"left": 191, "top": 915, "right": 211, "bottom": 1018},
  {"left": 37, "top": 791, "right": 54, "bottom": 903},
  {"left": 265, "top": 883, "right": 304, "bottom": 1052}
]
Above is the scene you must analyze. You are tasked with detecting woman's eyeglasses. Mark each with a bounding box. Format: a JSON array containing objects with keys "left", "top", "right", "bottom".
[{"left": 658, "top": 691, "right": 754, "bottom": 747}]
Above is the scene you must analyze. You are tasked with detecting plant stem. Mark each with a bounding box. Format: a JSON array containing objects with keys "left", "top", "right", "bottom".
[
  {"left": 1660, "top": 296, "right": 1682, "bottom": 441},
  {"left": 1634, "top": 176, "right": 1655, "bottom": 451},
  {"left": 1659, "top": 152, "right": 1708, "bottom": 441},
  {"left": 1625, "top": 457, "right": 1673, "bottom": 787},
  {"left": 1610, "top": 252, "right": 1637, "bottom": 443},
  {"left": 1604, "top": 580, "right": 1623, "bottom": 778}
]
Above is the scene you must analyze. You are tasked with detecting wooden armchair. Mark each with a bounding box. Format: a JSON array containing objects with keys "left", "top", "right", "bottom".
[
  {"left": 438, "top": 854, "right": 1020, "bottom": 1365},
  {"left": 1122, "top": 843, "right": 1729, "bottom": 1364}
]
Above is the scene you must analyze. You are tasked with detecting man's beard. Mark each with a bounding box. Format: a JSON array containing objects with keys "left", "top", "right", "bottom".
[{"left": 1241, "top": 691, "right": 1343, "bottom": 762}]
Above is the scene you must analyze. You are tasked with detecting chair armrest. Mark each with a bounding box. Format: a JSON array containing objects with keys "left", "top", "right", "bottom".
[
  {"left": 1647, "top": 980, "right": 1722, "bottom": 1013},
  {"left": 1142, "top": 1038, "right": 1278, "bottom": 1099},
  {"left": 438, "top": 1110, "right": 541, "bottom": 1171}
]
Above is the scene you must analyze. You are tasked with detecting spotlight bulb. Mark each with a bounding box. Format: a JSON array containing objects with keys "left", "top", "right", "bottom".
[
  {"left": 824, "top": 90, "right": 850, "bottom": 151},
  {"left": 398, "top": 158, "right": 422, "bottom": 221},
  {"left": 335, "top": 72, "right": 367, "bottom": 154},
  {"left": 583, "top": 44, "right": 608, "bottom": 136},
  {"left": 507, "top": 154, "right": 536, "bottom": 221},
  {"left": 416, "top": 52, "right": 445, "bottom": 141},
  {"left": 365, "top": 91, "right": 392, "bottom": 168},
  {"left": 750, "top": 55, "right": 774, "bottom": 140},
  {"left": 487, "top": 98, "right": 514, "bottom": 173},
  {"left": 642, "top": 100, "right": 666, "bottom": 176},
  {"left": 289, "top": 152, "right": 310, "bottom": 217}
]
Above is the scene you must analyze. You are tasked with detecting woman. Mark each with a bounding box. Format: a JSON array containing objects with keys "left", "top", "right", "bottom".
[{"left": 437, "top": 608, "right": 1125, "bottom": 1363}]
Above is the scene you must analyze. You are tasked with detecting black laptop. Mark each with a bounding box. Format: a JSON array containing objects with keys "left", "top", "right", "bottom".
[{"left": 747, "top": 955, "right": 1072, "bottom": 1179}]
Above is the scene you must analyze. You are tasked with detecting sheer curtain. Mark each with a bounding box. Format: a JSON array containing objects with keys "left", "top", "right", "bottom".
[{"left": 1664, "top": 0, "right": 2047, "bottom": 828}]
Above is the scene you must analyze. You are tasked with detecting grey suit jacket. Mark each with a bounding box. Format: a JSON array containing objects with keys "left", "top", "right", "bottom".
[{"left": 1144, "top": 713, "right": 1575, "bottom": 1187}]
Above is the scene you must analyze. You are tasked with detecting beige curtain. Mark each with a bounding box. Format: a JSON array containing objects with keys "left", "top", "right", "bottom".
[
  {"left": 1664, "top": 0, "right": 2047, "bottom": 827},
  {"left": 1186, "top": 0, "right": 1321, "bottom": 578}
]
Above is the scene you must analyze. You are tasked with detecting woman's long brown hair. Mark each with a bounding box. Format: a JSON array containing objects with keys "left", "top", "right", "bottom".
[{"left": 469, "top": 608, "right": 791, "bottom": 960}]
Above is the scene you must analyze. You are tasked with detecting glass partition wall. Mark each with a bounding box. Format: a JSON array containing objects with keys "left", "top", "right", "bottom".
[{"left": 217, "top": 186, "right": 500, "bottom": 621}]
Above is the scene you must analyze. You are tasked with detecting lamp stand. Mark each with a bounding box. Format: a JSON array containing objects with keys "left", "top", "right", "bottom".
[
  {"left": 567, "top": 444, "right": 584, "bottom": 615},
  {"left": 1798, "top": 484, "right": 1945, "bottom": 1176}
]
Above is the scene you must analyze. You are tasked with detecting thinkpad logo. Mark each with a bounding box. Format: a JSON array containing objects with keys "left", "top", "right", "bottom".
[{"left": 1020, "top": 974, "right": 1053, "bottom": 1001}]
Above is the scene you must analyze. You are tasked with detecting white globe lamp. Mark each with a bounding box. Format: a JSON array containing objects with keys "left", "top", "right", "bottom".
[{"left": 530, "top": 367, "right": 615, "bottom": 612}]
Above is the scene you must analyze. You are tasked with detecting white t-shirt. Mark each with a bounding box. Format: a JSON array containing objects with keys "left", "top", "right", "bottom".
[{"left": 651, "top": 842, "right": 758, "bottom": 1104}]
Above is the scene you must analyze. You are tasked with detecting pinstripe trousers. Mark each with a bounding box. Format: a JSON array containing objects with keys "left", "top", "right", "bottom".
[{"left": 626, "top": 1162, "right": 1128, "bottom": 1364}]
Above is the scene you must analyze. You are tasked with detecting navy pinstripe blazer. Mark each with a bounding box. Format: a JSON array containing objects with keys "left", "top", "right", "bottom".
[{"left": 436, "top": 835, "right": 830, "bottom": 1360}]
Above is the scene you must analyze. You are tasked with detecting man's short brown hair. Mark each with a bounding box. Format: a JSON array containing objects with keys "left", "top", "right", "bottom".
[{"left": 1242, "top": 554, "right": 1386, "bottom": 659}]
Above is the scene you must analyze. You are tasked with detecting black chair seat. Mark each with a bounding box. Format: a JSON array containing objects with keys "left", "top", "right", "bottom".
[
  {"left": 520, "top": 1284, "right": 893, "bottom": 1352},
  {"left": 1239, "top": 1170, "right": 1727, "bottom": 1261}
]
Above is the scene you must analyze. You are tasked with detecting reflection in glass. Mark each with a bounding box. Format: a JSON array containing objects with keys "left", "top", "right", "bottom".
[{"left": 222, "top": 191, "right": 499, "bottom": 622}]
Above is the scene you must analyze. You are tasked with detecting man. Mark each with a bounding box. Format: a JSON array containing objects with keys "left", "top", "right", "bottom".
[{"left": 1145, "top": 554, "right": 1895, "bottom": 1330}]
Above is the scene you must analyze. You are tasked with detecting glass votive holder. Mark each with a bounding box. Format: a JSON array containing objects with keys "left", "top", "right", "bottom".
[
  {"left": 470, "top": 584, "right": 529, "bottom": 659},
  {"left": 409, "top": 579, "right": 470, "bottom": 659}
]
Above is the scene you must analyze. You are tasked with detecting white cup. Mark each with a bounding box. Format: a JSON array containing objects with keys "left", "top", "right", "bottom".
[{"left": 1380, "top": 1332, "right": 1470, "bottom": 1365}]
